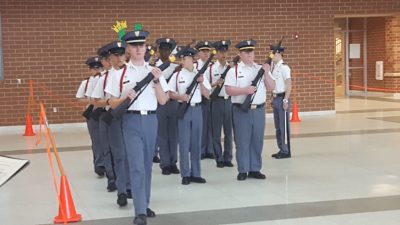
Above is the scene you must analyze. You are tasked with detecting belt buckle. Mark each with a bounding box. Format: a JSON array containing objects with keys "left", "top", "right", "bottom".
[
  {"left": 272, "top": 93, "right": 277, "bottom": 97},
  {"left": 250, "top": 104, "right": 257, "bottom": 110},
  {"left": 140, "top": 110, "right": 148, "bottom": 115},
  {"left": 224, "top": 96, "right": 229, "bottom": 100},
  {"left": 190, "top": 102, "right": 196, "bottom": 107}
]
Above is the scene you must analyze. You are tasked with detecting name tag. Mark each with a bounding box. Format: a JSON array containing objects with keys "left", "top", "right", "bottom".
[
  {"left": 179, "top": 81, "right": 185, "bottom": 84},
  {"left": 238, "top": 76, "right": 244, "bottom": 78},
  {"left": 214, "top": 74, "right": 220, "bottom": 77},
  {"left": 123, "top": 80, "right": 130, "bottom": 84}
]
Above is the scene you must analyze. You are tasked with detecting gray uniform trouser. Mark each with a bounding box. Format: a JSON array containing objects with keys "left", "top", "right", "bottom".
[
  {"left": 273, "top": 97, "right": 291, "bottom": 154},
  {"left": 232, "top": 105, "right": 265, "bottom": 173},
  {"left": 123, "top": 113, "right": 157, "bottom": 216},
  {"left": 99, "top": 112, "right": 115, "bottom": 184},
  {"left": 87, "top": 118, "right": 104, "bottom": 169},
  {"left": 156, "top": 100, "right": 178, "bottom": 169},
  {"left": 211, "top": 97, "right": 233, "bottom": 163},
  {"left": 108, "top": 116, "right": 130, "bottom": 195},
  {"left": 201, "top": 98, "right": 213, "bottom": 155},
  {"left": 178, "top": 105, "right": 203, "bottom": 178}
]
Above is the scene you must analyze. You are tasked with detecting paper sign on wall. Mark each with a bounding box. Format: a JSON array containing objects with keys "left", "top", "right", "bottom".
[{"left": 349, "top": 44, "right": 360, "bottom": 59}]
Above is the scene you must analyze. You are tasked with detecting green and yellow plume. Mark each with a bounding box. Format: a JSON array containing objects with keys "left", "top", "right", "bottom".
[
  {"left": 134, "top": 23, "right": 142, "bottom": 31},
  {"left": 112, "top": 20, "right": 128, "bottom": 41}
]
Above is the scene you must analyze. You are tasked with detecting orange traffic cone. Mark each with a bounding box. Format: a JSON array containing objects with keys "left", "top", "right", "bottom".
[
  {"left": 54, "top": 175, "right": 82, "bottom": 223},
  {"left": 290, "top": 102, "right": 301, "bottom": 122},
  {"left": 23, "top": 113, "right": 35, "bottom": 136}
]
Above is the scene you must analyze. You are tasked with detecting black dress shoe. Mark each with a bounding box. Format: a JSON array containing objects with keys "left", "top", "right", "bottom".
[
  {"left": 223, "top": 161, "right": 234, "bottom": 167},
  {"left": 161, "top": 167, "right": 171, "bottom": 175},
  {"left": 237, "top": 173, "right": 247, "bottom": 181},
  {"left": 271, "top": 151, "right": 282, "bottom": 158},
  {"left": 248, "top": 171, "right": 266, "bottom": 179},
  {"left": 206, "top": 153, "right": 215, "bottom": 159},
  {"left": 216, "top": 161, "right": 224, "bottom": 168},
  {"left": 107, "top": 182, "right": 117, "bottom": 192},
  {"left": 200, "top": 154, "right": 206, "bottom": 160},
  {"left": 152, "top": 156, "right": 160, "bottom": 163},
  {"left": 275, "top": 152, "right": 291, "bottom": 159},
  {"left": 146, "top": 208, "right": 156, "bottom": 217},
  {"left": 117, "top": 193, "right": 128, "bottom": 207},
  {"left": 133, "top": 214, "right": 147, "bottom": 225},
  {"left": 190, "top": 176, "right": 206, "bottom": 183},
  {"left": 95, "top": 166, "right": 105, "bottom": 177},
  {"left": 170, "top": 165, "right": 180, "bottom": 174},
  {"left": 126, "top": 189, "right": 132, "bottom": 199},
  {"left": 181, "top": 177, "right": 190, "bottom": 185}
]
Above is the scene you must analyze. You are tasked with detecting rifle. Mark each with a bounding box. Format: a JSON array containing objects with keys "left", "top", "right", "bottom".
[
  {"left": 210, "top": 55, "right": 240, "bottom": 100},
  {"left": 176, "top": 51, "right": 216, "bottom": 119},
  {"left": 90, "top": 107, "right": 106, "bottom": 121},
  {"left": 240, "top": 37, "right": 284, "bottom": 112},
  {"left": 166, "top": 65, "right": 182, "bottom": 83},
  {"left": 82, "top": 104, "right": 94, "bottom": 120},
  {"left": 101, "top": 60, "right": 172, "bottom": 124},
  {"left": 81, "top": 75, "right": 98, "bottom": 120}
]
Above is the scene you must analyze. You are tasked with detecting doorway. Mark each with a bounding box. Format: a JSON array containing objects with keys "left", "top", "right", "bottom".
[{"left": 334, "top": 18, "right": 368, "bottom": 97}]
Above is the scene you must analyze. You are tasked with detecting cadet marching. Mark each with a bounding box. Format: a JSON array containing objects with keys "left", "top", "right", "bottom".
[{"left": 75, "top": 22, "right": 292, "bottom": 225}]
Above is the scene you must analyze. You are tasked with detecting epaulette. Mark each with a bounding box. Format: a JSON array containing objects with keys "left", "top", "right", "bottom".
[{"left": 281, "top": 62, "right": 290, "bottom": 68}]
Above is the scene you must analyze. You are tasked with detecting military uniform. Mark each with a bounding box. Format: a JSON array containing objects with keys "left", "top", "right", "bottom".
[
  {"left": 102, "top": 41, "right": 132, "bottom": 206},
  {"left": 106, "top": 30, "right": 169, "bottom": 225},
  {"left": 168, "top": 47, "right": 212, "bottom": 185},
  {"left": 224, "top": 40, "right": 267, "bottom": 181},
  {"left": 154, "top": 38, "right": 180, "bottom": 175},
  {"left": 79, "top": 57, "right": 105, "bottom": 176},
  {"left": 270, "top": 45, "right": 291, "bottom": 159},
  {"left": 195, "top": 41, "right": 214, "bottom": 159},
  {"left": 206, "top": 40, "right": 234, "bottom": 168},
  {"left": 91, "top": 49, "right": 116, "bottom": 192}
]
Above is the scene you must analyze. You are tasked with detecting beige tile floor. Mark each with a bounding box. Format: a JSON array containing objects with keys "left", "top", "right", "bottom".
[{"left": 0, "top": 96, "right": 399, "bottom": 225}]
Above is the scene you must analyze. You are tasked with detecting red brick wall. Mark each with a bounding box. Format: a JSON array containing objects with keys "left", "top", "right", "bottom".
[
  {"left": 366, "top": 17, "right": 386, "bottom": 91},
  {"left": 1, "top": 0, "right": 400, "bottom": 126},
  {"left": 385, "top": 16, "right": 400, "bottom": 73},
  {"left": 352, "top": 16, "right": 400, "bottom": 93}
]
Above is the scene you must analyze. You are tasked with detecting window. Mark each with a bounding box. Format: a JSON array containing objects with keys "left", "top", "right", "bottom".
[{"left": 335, "top": 37, "right": 342, "bottom": 55}]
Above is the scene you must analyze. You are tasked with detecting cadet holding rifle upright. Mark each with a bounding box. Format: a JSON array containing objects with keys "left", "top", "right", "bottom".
[
  {"left": 224, "top": 40, "right": 275, "bottom": 181},
  {"left": 195, "top": 41, "right": 215, "bottom": 160},
  {"left": 76, "top": 57, "right": 105, "bottom": 177},
  {"left": 154, "top": 38, "right": 180, "bottom": 175},
  {"left": 206, "top": 40, "right": 236, "bottom": 169},
  {"left": 168, "top": 47, "right": 212, "bottom": 185}
]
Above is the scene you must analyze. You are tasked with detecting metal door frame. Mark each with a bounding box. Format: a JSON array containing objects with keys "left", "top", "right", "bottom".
[{"left": 345, "top": 17, "right": 368, "bottom": 96}]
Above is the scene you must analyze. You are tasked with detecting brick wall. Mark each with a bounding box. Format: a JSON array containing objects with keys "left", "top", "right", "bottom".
[
  {"left": 385, "top": 16, "right": 400, "bottom": 73},
  {"left": 366, "top": 17, "right": 386, "bottom": 91},
  {"left": 1, "top": 0, "right": 400, "bottom": 126}
]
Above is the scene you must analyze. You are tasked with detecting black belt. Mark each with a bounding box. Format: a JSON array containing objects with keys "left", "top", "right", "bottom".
[
  {"left": 233, "top": 103, "right": 265, "bottom": 109},
  {"left": 126, "top": 110, "right": 156, "bottom": 115},
  {"left": 273, "top": 92, "right": 285, "bottom": 97},
  {"left": 179, "top": 102, "right": 200, "bottom": 107}
]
